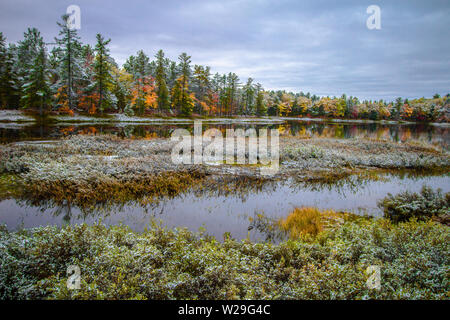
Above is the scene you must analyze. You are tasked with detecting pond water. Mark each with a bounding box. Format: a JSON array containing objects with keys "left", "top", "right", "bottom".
[
  {"left": 0, "top": 119, "right": 449, "bottom": 241},
  {"left": 1, "top": 120, "right": 449, "bottom": 146},
  {"left": 0, "top": 174, "right": 448, "bottom": 241}
]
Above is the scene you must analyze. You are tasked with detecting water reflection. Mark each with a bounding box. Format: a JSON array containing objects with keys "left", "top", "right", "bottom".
[
  {"left": 1, "top": 120, "right": 448, "bottom": 147},
  {"left": 1, "top": 173, "right": 448, "bottom": 241}
]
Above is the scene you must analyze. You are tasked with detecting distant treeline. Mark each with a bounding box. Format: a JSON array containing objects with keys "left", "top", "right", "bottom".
[{"left": 0, "top": 15, "right": 449, "bottom": 122}]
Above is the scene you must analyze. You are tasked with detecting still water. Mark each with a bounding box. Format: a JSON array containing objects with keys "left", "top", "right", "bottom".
[
  {"left": 1, "top": 120, "right": 449, "bottom": 146},
  {"left": 0, "top": 120, "right": 449, "bottom": 240},
  {"left": 1, "top": 174, "right": 448, "bottom": 241}
]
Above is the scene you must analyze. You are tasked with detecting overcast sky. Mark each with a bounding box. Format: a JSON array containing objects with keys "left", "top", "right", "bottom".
[{"left": 0, "top": 0, "right": 449, "bottom": 101}]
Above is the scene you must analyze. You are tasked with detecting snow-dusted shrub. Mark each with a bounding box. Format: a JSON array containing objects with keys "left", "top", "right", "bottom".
[{"left": 378, "top": 186, "right": 450, "bottom": 224}]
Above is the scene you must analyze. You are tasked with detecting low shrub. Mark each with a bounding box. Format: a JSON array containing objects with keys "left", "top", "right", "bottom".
[
  {"left": 0, "top": 218, "right": 448, "bottom": 300},
  {"left": 378, "top": 186, "right": 450, "bottom": 224}
]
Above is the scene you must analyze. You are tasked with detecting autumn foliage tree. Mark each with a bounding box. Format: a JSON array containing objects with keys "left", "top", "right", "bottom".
[
  {"left": 131, "top": 76, "right": 157, "bottom": 116},
  {"left": 0, "top": 17, "right": 449, "bottom": 123},
  {"left": 171, "top": 75, "right": 194, "bottom": 116}
]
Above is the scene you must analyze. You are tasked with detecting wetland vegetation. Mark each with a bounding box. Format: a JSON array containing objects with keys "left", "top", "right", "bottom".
[{"left": 0, "top": 127, "right": 448, "bottom": 300}]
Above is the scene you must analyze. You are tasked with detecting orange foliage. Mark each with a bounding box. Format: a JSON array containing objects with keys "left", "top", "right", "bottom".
[
  {"left": 198, "top": 91, "right": 219, "bottom": 115},
  {"left": 402, "top": 104, "right": 413, "bottom": 119},
  {"left": 80, "top": 127, "right": 97, "bottom": 135},
  {"left": 78, "top": 92, "right": 100, "bottom": 115},
  {"left": 131, "top": 77, "right": 158, "bottom": 113},
  {"left": 60, "top": 126, "right": 75, "bottom": 135},
  {"left": 54, "top": 86, "right": 74, "bottom": 116}
]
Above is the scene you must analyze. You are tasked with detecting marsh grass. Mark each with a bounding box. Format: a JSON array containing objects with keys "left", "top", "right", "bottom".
[
  {"left": 19, "top": 169, "right": 207, "bottom": 208},
  {"left": 0, "top": 174, "right": 22, "bottom": 201},
  {"left": 0, "top": 134, "right": 448, "bottom": 207},
  {"left": 277, "top": 207, "right": 356, "bottom": 239}
]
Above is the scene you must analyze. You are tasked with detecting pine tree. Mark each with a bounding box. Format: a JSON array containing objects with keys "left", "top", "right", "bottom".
[
  {"left": 193, "top": 65, "right": 211, "bottom": 114},
  {"left": 77, "top": 44, "right": 97, "bottom": 114},
  {"left": 0, "top": 33, "right": 19, "bottom": 109},
  {"left": 55, "top": 14, "right": 83, "bottom": 111},
  {"left": 124, "top": 50, "right": 150, "bottom": 79},
  {"left": 243, "top": 77, "right": 255, "bottom": 115},
  {"left": 16, "top": 28, "right": 50, "bottom": 114},
  {"left": 167, "top": 60, "right": 178, "bottom": 90},
  {"left": 171, "top": 75, "right": 194, "bottom": 116},
  {"left": 291, "top": 97, "right": 299, "bottom": 116},
  {"left": 394, "top": 97, "right": 403, "bottom": 121},
  {"left": 93, "top": 34, "right": 113, "bottom": 115},
  {"left": 23, "top": 42, "right": 50, "bottom": 116},
  {"left": 255, "top": 83, "right": 266, "bottom": 116},
  {"left": 173, "top": 53, "right": 194, "bottom": 115},
  {"left": 155, "top": 49, "right": 170, "bottom": 111},
  {"left": 225, "top": 73, "right": 239, "bottom": 116}
]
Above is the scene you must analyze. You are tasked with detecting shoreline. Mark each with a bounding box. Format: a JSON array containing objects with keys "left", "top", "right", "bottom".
[{"left": 0, "top": 110, "right": 448, "bottom": 126}]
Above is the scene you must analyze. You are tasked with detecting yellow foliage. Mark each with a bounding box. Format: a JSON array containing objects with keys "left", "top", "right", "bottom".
[
  {"left": 278, "top": 207, "right": 351, "bottom": 239},
  {"left": 297, "top": 96, "right": 311, "bottom": 114},
  {"left": 402, "top": 104, "right": 413, "bottom": 118},
  {"left": 131, "top": 77, "right": 158, "bottom": 113}
]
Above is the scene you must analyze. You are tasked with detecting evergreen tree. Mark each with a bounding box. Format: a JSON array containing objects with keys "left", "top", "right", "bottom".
[
  {"left": 155, "top": 49, "right": 170, "bottom": 111},
  {"left": 124, "top": 50, "right": 150, "bottom": 79},
  {"left": 0, "top": 33, "right": 19, "bottom": 108},
  {"left": 394, "top": 97, "right": 403, "bottom": 121},
  {"left": 291, "top": 97, "right": 300, "bottom": 116},
  {"left": 93, "top": 34, "right": 113, "bottom": 114},
  {"left": 171, "top": 75, "right": 194, "bottom": 116},
  {"left": 255, "top": 83, "right": 266, "bottom": 116},
  {"left": 167, "top": 60, "right": 178, "bottom": 90},
  {"left": 173, "top": 52, "right": 193, "bottom": 115},
  {"left": 21, "top": 34, "right": 51, "bottom": 115},
  {"left": 225, "top": 73, "right": 239, "bottom": 116},
  {"left": 76, "top": 44, "right": 97, "bottom": 113},
  {"left": 192, "top": 65, "right": 211, "bottom": 114},
  {"left": 16, "top": 28, "right": 50, "bottom": 114},
  {"left": 54, "top": 14, "right": 83, "bottom": 111},
  {"left": 243, "top": 77, "right": 255, "bottom": 115}
]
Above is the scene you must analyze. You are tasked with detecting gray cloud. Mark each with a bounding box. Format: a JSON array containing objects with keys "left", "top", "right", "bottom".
[{"left": 0, "top": 0, "right": 449, "bottom": 101}]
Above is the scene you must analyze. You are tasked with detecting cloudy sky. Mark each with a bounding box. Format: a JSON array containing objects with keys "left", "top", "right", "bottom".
[{"left": 0, "top": 0, "right": 449, "bottom": 101}]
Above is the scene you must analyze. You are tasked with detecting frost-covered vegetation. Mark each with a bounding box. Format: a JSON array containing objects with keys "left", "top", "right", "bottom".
[
  {"left": 378, "top": 186, "right": 450, "bottom": 225},
  {"left": 0, "top": 135, "right": 448, "bottom": 300},
  {"left": 0, "top": 217, "right": 448, "bottom": 300},
  {"left": 0, "top": 134, "right": 448, "bottom": 207},
  {"left": 0, "top": 135, "right": 207, "bottom": 206},
  {"left": 281, "top": 137, "right": 449, "bottom": 172},
  {"left": 0, "top": 110, "right": 35, "bottom": 122}
]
